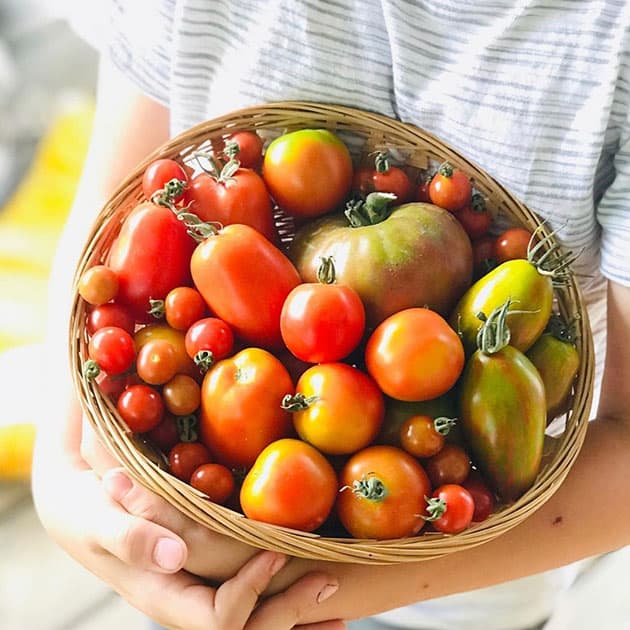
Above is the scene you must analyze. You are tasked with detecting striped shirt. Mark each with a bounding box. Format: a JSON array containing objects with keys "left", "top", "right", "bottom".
[{"left": 101, "top": 2, "right": 627, "bottom": 628}]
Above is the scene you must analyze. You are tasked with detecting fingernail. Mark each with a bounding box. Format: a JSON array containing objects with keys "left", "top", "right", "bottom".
[
  {"left": 268, "top": 552, "right": 288, "bottom": 575},
  {"left": 317, "top": 582, "right": 339, "bottom": 603},
  {"left": 153, "top": 537, "right": 185, "bottom": 571},
  {"left": 103, "top": 470, "right": 133, "bottom": 501}
]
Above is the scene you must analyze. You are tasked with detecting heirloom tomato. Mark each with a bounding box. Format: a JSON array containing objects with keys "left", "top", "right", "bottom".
[
  {"left": 190, "top": 224, "right": 301, "bottom": 349},
  {"left": 108, "top": 201, "right": 195, "bottom": 323},
  {"left": 424, "top": 484, "right": 475, "bottom": 534},
  {"left": 263, "top": 128, "right": 353, "bottom": 219},
  {"left": 199, "top": 348, "right": 294, "bottom": 468},
  {"left": 289, "top": 200, "right": 473, "bottom": 327},
  {"left": 283, "top": 363, "right": 384, "bottom": 455},
  {"left": 365, "top": 308, "right": 465, "bottom": 402},
  {"left": 337, "top": 445, "right": 431, "bottom": 539},
  {"left": 240, "top": 438, "right": 338, "bottom": 532}
]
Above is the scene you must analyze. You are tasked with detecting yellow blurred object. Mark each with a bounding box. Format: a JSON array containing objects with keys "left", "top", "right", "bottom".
[{"left": 0, "top": 96, "right": 94, "bottom": 479}]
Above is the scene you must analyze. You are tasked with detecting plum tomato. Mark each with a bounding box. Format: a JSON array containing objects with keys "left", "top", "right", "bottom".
[{"left": 142, "top": 158, "right": 188, "bottom": 202}]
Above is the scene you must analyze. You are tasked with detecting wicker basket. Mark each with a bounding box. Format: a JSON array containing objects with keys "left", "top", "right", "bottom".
[{"left": 69, "top": 101, "right": 594, "bottom": 565}]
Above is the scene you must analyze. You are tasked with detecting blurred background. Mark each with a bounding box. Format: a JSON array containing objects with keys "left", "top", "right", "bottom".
[{"left": 0, "top": 2, "right": 629, "bottom": 629}]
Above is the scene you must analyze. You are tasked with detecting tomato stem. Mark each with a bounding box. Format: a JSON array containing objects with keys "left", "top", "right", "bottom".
[
  {"left": 374, "top": 151, "right": 391, "bottom": 173},
  {"left": 434, "top": 416, "right": 457, "bottom": 436},
  {"left": 83, "top": 359, "right": 101, "bottom": 381},
  {"left": 316, "top": 257, "right": 337, "bottom": 285},
  {"left": 176, "top": 414, "right": 198, "bottom": 442},
  {"left": 151, "top": 178, "right": 187, "bottom": 208},
  {"left": 526, "top": 224, "right": 580, "bottom": 285},
  {"left": 476, "top": 298, "right": 513, "bottom": 354},
  {"left": 194, "top": 350, "right": 215, "bottom": 373},
  {"left": 423, "top": 495, "right": 447, "bottom": 521},
  {"left": 344, "top": 192, "right": 396, "bottom": 227},
  {"left": 147, "top": 298, "right": 165, "bottom": 319},
  {"left": 437, "top": 161, "right": 454, "bottom": 178},
  {"left": 281, "top": 393, "right": 319, "bottom": 411},
  {"left": 348, "top": 473, "right": 389, "bottom": 502},
  {"left": 175, "top": 209, "right": 222, "bottom": 242}
]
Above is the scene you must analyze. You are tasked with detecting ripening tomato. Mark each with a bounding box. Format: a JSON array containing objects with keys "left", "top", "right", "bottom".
[
  {"left": 429, "top": 162, "right": 472, "bottom": 212},
  {"left": 352, "top": 152, "right": 412, "bottom": 203},
  {"left": 78, "top": 265, "right": 119, "bottom": 305},
  {"left": 424, "top": 484, "right": 475, "bottom": 534},
  {"left": 161, "top": 374, "right": 201, "bottom": 416},
  {"left": 495, "top": 227, "right": 532, "bottom": 263},
  {"left": 168, "top": 441, "right": 212, "bottom": 481},
  {"left": 190, "top": 463, "right": 235, "bottom": 504},
  {"left": 199, "top": 348, "right": 294, "bottom": 468},
  {"left": 88, "top": 326, "right": 136, "bottom": 376},
  {"left": 117, "top": 384, "right": 164, "bottom": 433},
  {"left": 222, "top": 130, "right": 264, "bottom": 170},
  {"left": 399, "top": 415, "right": 456, "bottom": 459},
  {"left": 135, "top": 339, "right": 178, "bottom": 385},
  {"left": 191, "top": 224, "right": 301, "bottom": 349},
  {"left": 108, "top": 201, "right": 195, "bottom": 323},
  {"left": 263, "top": 128, "right": 353, "bottom": 219},
  {"left": 423, "top": 443, "right": 471, "bottom": 487},
  {"left": 365, "top": 308, "right": 465, "bottom": 402},
  {"left": 337, "top": 445, "right": 432, "bottom": 539},
  {"left": 240, "top": 438, "right": 338, "bottom": 532},
  {"left": 142, "top": 158, "right": 188, "bottom": 202},
  {"left": 163, "top": 286, "right": 206, "bottom": 331},
  {"left": 284, "top": 363, "right": 384, "bottom": 455},
  {"left": 134, "top": 323, "right": 199, "bottom": 379}
]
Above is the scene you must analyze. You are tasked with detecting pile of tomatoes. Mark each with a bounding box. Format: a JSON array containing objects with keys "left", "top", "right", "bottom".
[{"left": 78, "top": 126, "right": 580, "bottom": 540}]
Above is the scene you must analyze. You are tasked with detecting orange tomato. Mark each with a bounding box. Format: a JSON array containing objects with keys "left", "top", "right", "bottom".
[{"left": 134, "top": 323, "right": 199, "bottom": 379}]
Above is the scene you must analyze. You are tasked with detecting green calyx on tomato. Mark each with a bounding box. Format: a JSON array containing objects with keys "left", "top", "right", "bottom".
[
  {"left": 151, "top": 177, "right": 188, "bottom": 208},
  {"left": 175, "top": 414, "right": 198, "bottom": 442},
  {"left": 344, "top": 192, "right": 396, "bottom": 227},
  {"left": 281, "top": 392, "right": 319, "bottom": 411},
  {"left": 434, "top": 416, "right": 457, "bottom": 436},
  {"left": 423, "top": 495, "right": 447, "bottom": 521},
  {"left": 345, "top": 473, "right": 389, "bottom": 503}
]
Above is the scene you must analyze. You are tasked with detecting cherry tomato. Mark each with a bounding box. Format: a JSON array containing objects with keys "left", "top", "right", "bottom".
[
  {"left": 162, "top": 374, "right": 201, "bottom": 416},
  {"left": 494, "top": 227, "right": 533, "bottom": 263},
  {"left": 456, "top": 193, "right": 492, "bottom": 240},
  {"left": 184, "top": 317, "right": 235, "bottom": 372},
  {"left": 190, "top": 463, "right": 235, "bottom": 504},
  {"left": 86, "top": 302, "right": 135, "bottom": 336},
  {"left": 415, "top": 176, "right": 432, "bottom": 202},
  {"left": 365, "top": 308, "right": 465, "bottom": 402},
  {"left": 78, "top": 265, "right": 119, "bottom": 306},
  {"left": 425, "top": 484, "right": 475, "bottom": 534},
  {"left": 199, "top": 348, "right": 294, "bottom": 468},
  {"left": 135, "top": 339, "right": 178, "bottom": 385},
  {"left": 263, "top": 128, "right": 353, "bottom": 219},
  {"left": 240, "top": 438, "right": 338, "bottom": 532},
  {"left": 142, "top": 158, "right": 188, "bottom": 202},
  {"left": 337, "top": 445, "right": 432, "bottom": 539},
  {"left": 147, "top": 413, "right": 181, "bottom": 452},
  {"left": 163, "top": 286, "right": 206, "bottom": 331},
  {"left": 462, "top": 471, "right": 496, "bottom": 522},
  {"left": 399, "top": 415, "right": 456, "bottom": 458},
  {"left": 352, "top": 152, "right": 412, "bottom": 203},
  {"left": 168, "top": 441, "right": 212, "bottom": 481},
  {"left": 88, "top": 326, "right": 136, "bottom": 376},
  {"left": 428, "top": 162, "right": 472, "bottom": 212},
  {"left": 284, "top": 363, "right": 384, "bottom": 455},
  {"left": 135, "top": 323, "right": 199, "bottom": 379},
  {"left": 424, "top": 443, "right": 471, "bottom": 486},
  {"left": 471, "top": 235, "right": 498, "bottom": 279},
  {"left": 280, "top": 258, "right": 365, "bottom": 363},
  {"left": 222, "top": 131, "right": 264, "bottom": 170},
  {"left": 117, "top": 384, "right": 164, "bottom": 433}
]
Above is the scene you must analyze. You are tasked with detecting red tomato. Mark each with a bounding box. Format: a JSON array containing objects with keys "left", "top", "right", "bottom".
[
  {"left": 285, "top": 363, "right": 384, "bottom": 455},
  {"left": 142, "top": 158, "right": 188, "bottom": 202},
  {"left": 462, "top": 470, "right": 496, "bottom": 522},
  {"left": 425, "top": 484, "right": 475, "bottom": 534},
  {"left": 187, "top": 162, "right": 278, "bottom": 243},
  {"left": 399, "top": 415, "right": 456, "bottom": 459},
  {"left": 190, "top": 224, "right": 301, "bottom": 350},
  {"left": 199, "top": 348, "right": 294, "bottom": 468},
  {"left": 263, "top": 128, "right": 353, "bottom": 219},
  {"left": 135, "top": 339, "right": 178, "bottom": 385},
  {"left": 365, "top": 308, "right": 465, "bottom": 402},
  {"left": 78, "top": 265, "right": 119, "bottom": 305},
  {"left": 424, "top": 443, "right": 471, "bottom": 487},
  {"left": 280, "top": 258, "right": 365, "bottom": 363},
  {"left": 456, "top": 194, "right": 492, "bottom": 240},
  {"left": 117, "top": 384, "right": 164, "bottom": 433},
  {"left": 86, "top": 303, "right": 135, "bottom": 336},
  {"left": 337, "top": 445, "right": 432, "bottom": 539},
  {"left": 352, "top": 152, "right": 412, "bottom": 203},
  {"left": 164, "top": 286, "right": 206, "bottom": 331},
  {"left": 190, "top": 463, "right": 235, "bottom": 504},
  {"left": 471, "top": 235, "right": 498, "bottom": 279},
  {"left": 222, "top": 131, "right": 264, "bottom": 170},
  {"left": 108, "top": 201, "right": 195, "bottom": 323},
  {"left": 184, "top": 317, "right": 235, "bottom": 372},
  {"left": 168, "top": 441, "right": 212, "bottom": 481},
  {"left": 88, "top": 326, "right": 136, "bottom": 376},
  {"left": 494, "top": 227, "right": 532, "bottom": 263},
  {"left": 415, "top": 177, "right": 432, "bottom": 202},
  {"left": 147, "top": 413, "right": 181, "bottom": 453},
  {"left": 240, "top": 438, "right": 338, "bottom": 532},
  {"left": 429, "top": 162, "right": 472, "bottom": 212}
]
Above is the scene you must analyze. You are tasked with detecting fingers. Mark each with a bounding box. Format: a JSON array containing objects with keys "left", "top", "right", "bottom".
[{"left": 80, "top": 415, "right": 121, "bottom": 475}]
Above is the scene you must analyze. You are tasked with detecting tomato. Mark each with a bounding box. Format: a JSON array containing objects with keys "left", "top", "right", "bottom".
[
  {"left": 190, "top": 463, "right": 235, "bottom": 504},
  {"left": 495, "top": 227, "right": 532, "bottom": 263},
  {"left": 135, "top": 339, "right": 178, "bottom": 385},
  {"left": 147, "top": 413, "right": 181, "bottom": 452},
  {"left": 184, "top": 317, "right": 235, "bottom": 372},
  {"left": 86, "top": 302, "right": 135, "bottom": 336},
  {"left": 284, "top": 363, "right": 384, "bottom": 455},
  {"left": 240, "top": 439, "right": 337, "bottom": 531},
  {"left": 134, "top": 323, "right": 198, "bottom": 379},
  {"left": 78, "top": 265, "right": 119, "bottom": 305},
  {"left": 462, "top": 471, "right": 496, "bottom": 522},
  {"left": 289, "top": 201, "right": 473, "bottom": 327},
  {"left": 199, "top": 348, "right": 294, "bottom": 468},
  {"left": 117, "top": 384, "right": 164, "bottom": 433},
  {"left": 365, "top": 308, "right": 465, "bottom": 402},
  {"left": 400, "top": 415, "right": 456, "bottom": 459},
  {"left": 428, "top": 162, "right": 472, "bottom": 212},
  {"left": 142, "top": 158, "right": 188, "bottom": 203},
  {"left": 187, "top": 160, "right": 278, "bottom": 243},
  {"left": 423, "top": 443, "right": 471, "bottom": 487},
  {"left": 337, "top": 445, "right": 431, "bottom": 539},
  {"left": 87, "top": 326, "right": 136, "bottom": 376},
  {"left": 108, "top": 201, "right": 195, "bottom": 323},
  {"left": 424, "top": 484, "right": 475, "bottom": 534},
  {"left": 263, "top": 128, "right": 353, "bottom": 219},
  {"left": 222, "top": 131, "right": 264, "bottom": 170},
  {"left": 415, "top": 176, "right": 432, "bottom": 202},
  {"left": 352, "top": 152, "right": 412, "bottom": 203},
  {"left": 191, "top": 223, "right": 301, "bottom": 349},
  {"left": 471, "top": 235, "right": 498, "bottom": 279},
  {"left": 455, "top": 193, "right": 492, "bottom": 240},
  {"left": 162, "top": 374, "right": 201, "bottom": 416},
  {"left": 280, "top": 258, "right": 365, "bottom": 363},
  {"left": 163, "top": 286, "right": 206, "bottom": 331},
  {"left": 168, "top": 441, "right": 212, "bottom": 481}
]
